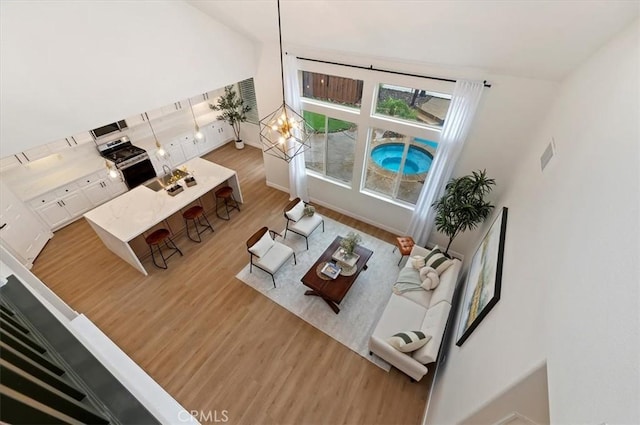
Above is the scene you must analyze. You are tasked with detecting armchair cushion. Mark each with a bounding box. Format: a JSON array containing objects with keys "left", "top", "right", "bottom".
[
  {"left": 285, "top": 200, "right": 305, "bottom": 222},
  {"left": 256, "top": 242, "right": 294, "bottom": 274},
  {"left": 289, "top": 213, "right": 323, "bottom": 237},
  {"left": 249, "top": 231, "right": 275, "bottom": 258}
]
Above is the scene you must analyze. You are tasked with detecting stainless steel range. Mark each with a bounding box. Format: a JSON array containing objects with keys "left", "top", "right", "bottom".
[{"left": 97, "top": 137, "right": 156, "bottom": 189}]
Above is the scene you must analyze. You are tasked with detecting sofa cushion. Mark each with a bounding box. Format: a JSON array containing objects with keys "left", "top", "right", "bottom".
[
  {"left": 396, "top": 267, "right": 422, "bottom": 286},
  {"left": 387, "top": 331, "right": 432, "bottom": 352},
  {"left": 249, "top": 231, "right": 274, "bottom": 258},
  {"left": 425, "top": 246, "right": 454, "bottom": 275},
  {"left": 285, "top": 200, "right": 305, "bottom": 221},
  {"left": 412, "top": 301, "right": 451, "bottom": 364},
  {"left": 371, "top": 294, "right": 427, "bottom": 341},
  {"left": 428, "top": 259, "right": 461, "bottom": 308}
]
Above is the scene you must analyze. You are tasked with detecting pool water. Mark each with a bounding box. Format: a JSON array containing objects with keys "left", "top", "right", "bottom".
[
  {"left": 371, "top": 143, "right": 433, "bottom": 174},
  {"left": 414, "top": 137, "right": 439, "bottom": 149}
]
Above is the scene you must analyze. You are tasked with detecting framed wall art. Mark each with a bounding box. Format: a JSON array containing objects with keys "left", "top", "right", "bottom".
[{"left": 456, "top": 206, "right": 508, "bottom": 346}]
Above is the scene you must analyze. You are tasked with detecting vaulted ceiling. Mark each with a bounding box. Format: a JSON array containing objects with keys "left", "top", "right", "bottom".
[{"left": 187, "top": 0, "right": 638, "bottom": 81}]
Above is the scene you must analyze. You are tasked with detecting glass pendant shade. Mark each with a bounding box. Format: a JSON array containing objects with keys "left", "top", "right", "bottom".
[
  {"left": 145, "top": 112, "right": 169, "bottom": 159},
  {"left": 259, "top": 103, "right": 312, "bottom": 162},
  {"left": 188, "top": 98, "right": 205, "bottom": 141},
  {"left": 105, "top": 160, "right": 120, "bottom": 180}
]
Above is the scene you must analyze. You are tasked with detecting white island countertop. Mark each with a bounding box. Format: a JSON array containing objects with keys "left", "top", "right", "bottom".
[{"left": 84, "top": 157, "right": 239, "bottom": 243}]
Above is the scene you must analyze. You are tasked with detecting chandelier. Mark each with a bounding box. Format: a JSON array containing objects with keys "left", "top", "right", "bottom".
[{"left": 258, "top": 0, "right": 312, "bottom": 162}]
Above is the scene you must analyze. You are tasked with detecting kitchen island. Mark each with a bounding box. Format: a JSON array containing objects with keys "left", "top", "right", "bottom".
[{"left": 84, "top": 157, "right": 242, "bottom": 275}]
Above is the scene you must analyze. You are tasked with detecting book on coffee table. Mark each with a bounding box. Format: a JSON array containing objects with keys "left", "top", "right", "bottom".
[
  {"left": 332, "top": 248, "right": 360, "bottom": 268},
  {"left": 321, "top": 262, "right": 341, "bottom": 279}
]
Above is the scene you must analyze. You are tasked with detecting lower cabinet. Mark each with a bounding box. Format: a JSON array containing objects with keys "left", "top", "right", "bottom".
[
  {"left": 28, "top": 172, "right": 128, "bottom": 231},
  {"left": 32, "top": 191, "right": 92, "bottom": 230}
]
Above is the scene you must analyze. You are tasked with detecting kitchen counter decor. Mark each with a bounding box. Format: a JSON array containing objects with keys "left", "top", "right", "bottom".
[
  {"left": 184, "top": 176, "right": 197, "bottom": 187},
  {"left": 166, "top": 184, "right": 184, "bottom": 196}
]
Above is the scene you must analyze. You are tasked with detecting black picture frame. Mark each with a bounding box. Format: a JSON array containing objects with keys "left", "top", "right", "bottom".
[{"left": 456, "top": 206, "right": 508, "bottom": 346}]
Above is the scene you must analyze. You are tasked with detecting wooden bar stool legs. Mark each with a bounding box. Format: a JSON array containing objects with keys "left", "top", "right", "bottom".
[
  {"left": 214, "top": 186, "right": 240, "bottom": 220},
  {"left": 183, "top": 205, "right": 214, "bottom": 243},
  {"left": 145, "top": 228, "right": 183, "bottom": 269}
]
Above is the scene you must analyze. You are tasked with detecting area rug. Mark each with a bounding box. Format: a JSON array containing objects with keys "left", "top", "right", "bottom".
[{"left": 235, "top": 217, "right": 396, "bottom": 371}]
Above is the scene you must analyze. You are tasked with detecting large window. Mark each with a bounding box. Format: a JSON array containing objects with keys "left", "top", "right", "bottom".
[
  {"left": 304, "top": 111, "right": 357, "bottom": 184},
  {"left": 300, "top": 69, "right": 451, "bottom": 207},
  {"left": 375, "top": 84, "right": 451, "bottom": 128},
  {"left": 238, "top": 78, "right": 259, "bottom": 124}
]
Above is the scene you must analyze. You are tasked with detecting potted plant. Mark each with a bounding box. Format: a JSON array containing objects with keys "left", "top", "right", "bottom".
[
  {"left": 209, "top": 85, "right": 251, "bottom": 150},
  {"left": 432, "top": 169, "right": 496, "bottom": 256}
]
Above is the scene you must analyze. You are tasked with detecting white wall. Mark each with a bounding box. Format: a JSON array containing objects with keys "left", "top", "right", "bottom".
[
  {"left": 0, "top": 0, "right": 257, "bottom": 156},
  {"left": 426, "top": 19, "right": 640, "bottom": 425},
  {"left": 254, "top": 44, "right": 556, "bottom": 239}
]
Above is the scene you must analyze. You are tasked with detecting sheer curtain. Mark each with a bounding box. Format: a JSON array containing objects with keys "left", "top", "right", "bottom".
[
  {"left": 283, "top": 54, "right": 309, "bottom": 201},
  {"left": 406, "top": 80, "right": 485, "bottom": 246}
]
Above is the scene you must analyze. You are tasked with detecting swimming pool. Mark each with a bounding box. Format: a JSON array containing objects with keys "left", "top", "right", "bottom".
[
  {"left": 371, "top": 143, "right": 433, "bottom": 174},
  {"left": 414, "top": 137, "right": 439, "bottom": 149}
]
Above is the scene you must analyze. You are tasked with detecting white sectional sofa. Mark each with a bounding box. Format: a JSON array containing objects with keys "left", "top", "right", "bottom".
[{"left": 369, "top": 245, "right": 461, "bottom": 381}]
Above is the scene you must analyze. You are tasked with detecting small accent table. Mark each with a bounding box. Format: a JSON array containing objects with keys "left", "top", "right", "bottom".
[{"left": 393, "top": 236, "right": 415, "bottom": 266}]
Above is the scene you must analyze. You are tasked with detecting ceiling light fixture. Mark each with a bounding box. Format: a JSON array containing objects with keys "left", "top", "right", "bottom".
[
  {"left": 145, "top": 112, "right": 169, "bottom": 159},
  {"left": 258, "top": 0, "right": 312, "bottom": 162},
  {"left": 188, "top": 98, "right": 204, "bottom": 140}
]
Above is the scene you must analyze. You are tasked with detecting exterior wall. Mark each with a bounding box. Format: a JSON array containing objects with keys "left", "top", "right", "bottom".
[
  {"left": 426, "top": 19, "right": 640, "bottom": 425},
  {"left": 0, "top": 0, "right": 257, "bottom": 155}
]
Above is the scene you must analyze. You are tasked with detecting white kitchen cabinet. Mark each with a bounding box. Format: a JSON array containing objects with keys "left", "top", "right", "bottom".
[
  {"left": 202, "top": 120, "right": 233, "bottom": 152},
  {"left": 179, "top": 134, "right": 199, "bottom": 161},
  {"left": 70, "top": 131, "right": 95, "bottom": 146},
  {"left": 29, "top": 185, "right": 92, "bottom": 230},
  {"left": 166, "top": 140, "right": 187, "bottom": 168},
  {"left": 47, "top": 138, "right": 73, "bottom": 152},
  {"left": 78, "top": 172, "right": 128, "bottom": 207},
  {"left": 22, "top": 145, "right": 52, "bottom": 162},
  {"left": 124, "top": 113, "right": 146, "bottom": 128}
]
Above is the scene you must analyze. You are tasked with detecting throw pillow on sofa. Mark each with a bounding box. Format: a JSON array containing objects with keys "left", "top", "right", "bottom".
[
  {"left": 425, "top": 246, "right": 453, "bottom": 275},
  {"left": 419, "top": 266, "right": 440, "bottom": 290},
  {"left": 411, "top": 255, "right": 426, "bottom": 269},
  {"left": 387, "top": 331, "right": 432, "bottom": 352}
]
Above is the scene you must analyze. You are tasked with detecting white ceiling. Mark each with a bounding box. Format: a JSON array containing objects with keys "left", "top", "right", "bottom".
[{"left": 186, "top": 0, "right": 638, "bottom": 81}]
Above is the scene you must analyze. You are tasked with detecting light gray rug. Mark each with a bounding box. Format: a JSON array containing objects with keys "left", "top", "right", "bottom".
[{"left": 235, "top": 217, "right": 396, "bottom": 371}]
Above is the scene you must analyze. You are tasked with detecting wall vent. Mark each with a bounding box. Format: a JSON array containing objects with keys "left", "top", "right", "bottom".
[{"left": 540, "top": 139, "right": 555, "bottom": 171}]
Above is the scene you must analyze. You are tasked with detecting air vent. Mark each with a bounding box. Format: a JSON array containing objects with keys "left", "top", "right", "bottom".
[{"left": 540, "top": 138, "right": 555, "bottom": 171}]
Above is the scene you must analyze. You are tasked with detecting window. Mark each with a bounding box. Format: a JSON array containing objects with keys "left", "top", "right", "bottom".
[
  {"left": 299, "top": 67, "right": 452, "bottom": 207},
  {"left": 302, "top": 71, "right": 363, "bottom": 108},
  {"left": 238, "top": 78, "right": 259, "bottom": 124},
  {"left": 374, "top": 84, "right": 451, "bottom": 128},
  {"left": 363, "top": 128, "right": 438, "bottom": 205},
  {"left": 303, "top": 110, "right": 357, "bottom": 184}
]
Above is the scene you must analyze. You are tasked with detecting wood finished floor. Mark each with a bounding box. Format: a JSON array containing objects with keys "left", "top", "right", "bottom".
[{"left": 31, "top": 143, "right": 434, "bottom": 425}]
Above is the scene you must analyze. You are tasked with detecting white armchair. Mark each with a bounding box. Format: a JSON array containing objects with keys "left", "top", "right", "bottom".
[
  {"left": 283, "top": 198, "right": 324, "bottom": 250},
  {"left": 246, "top": 227, "right": 296, "bottom": 287}
]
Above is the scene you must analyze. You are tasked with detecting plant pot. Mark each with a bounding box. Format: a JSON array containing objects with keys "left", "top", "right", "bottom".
[
  {"left": 184, "top": 176, "right": 197, "bottom": 187},
  {"left": 234, "top": 139, "right": 245, "bottom": 150}
]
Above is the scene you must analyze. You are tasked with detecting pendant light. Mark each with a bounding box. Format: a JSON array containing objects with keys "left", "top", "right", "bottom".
[
  {"left": 145, "top": 112, "right": 169, "bottom": 159},
  {"left": 188, "top": 98, "right": 204, "bottom": 140},
  {"left": 258, "top": 0, "right": 312, "bottom": 162},
  {"left": 105, "top": 160, "right": 120, "bottom": 181}
]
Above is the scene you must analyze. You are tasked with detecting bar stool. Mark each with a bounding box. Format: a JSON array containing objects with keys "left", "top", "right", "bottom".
[
  {"left": 214, "top": 186, "right": 240, "bottom": 220},
  {"left": 145, "top": 228, "right": 183, "bottom": 269},
  {"left": 182, "top": 205, "right": 214, "bottom": 242},
  {"left": 393, "top": 236, "right": 415, "bottom": 266}
]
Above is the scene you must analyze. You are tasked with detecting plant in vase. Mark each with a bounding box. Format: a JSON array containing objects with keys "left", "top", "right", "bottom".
[
  {"left": 209, "top": 85, "right": 251, "bottom": 150},
  {"left": 339, "top": 232, "right": 361, "bottom": 257},
  {"left": 432, "top": 169, "right": 496, "bottom": 256}
]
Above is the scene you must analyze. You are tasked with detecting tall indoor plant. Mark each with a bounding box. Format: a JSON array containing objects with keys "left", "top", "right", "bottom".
[
  {"left": 210, "top": 85, "right": 251, "bottom": 149},
  {"left": 432, "top": 169, "right": 496, "bottom": 256}
]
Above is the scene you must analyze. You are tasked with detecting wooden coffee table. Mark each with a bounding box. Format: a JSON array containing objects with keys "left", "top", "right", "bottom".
[{"left": 300, "top": 236, "right": 373, "bottom": 314}]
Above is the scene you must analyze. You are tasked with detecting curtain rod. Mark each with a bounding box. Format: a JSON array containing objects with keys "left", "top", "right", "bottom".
[{"left": 294, "top": 55, "right": 491, "bottom": 88}]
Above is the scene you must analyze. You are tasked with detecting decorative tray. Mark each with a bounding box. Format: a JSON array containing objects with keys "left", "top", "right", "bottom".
[{"left": 332, "top": 248, "right": 360, "bottom": 268}]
